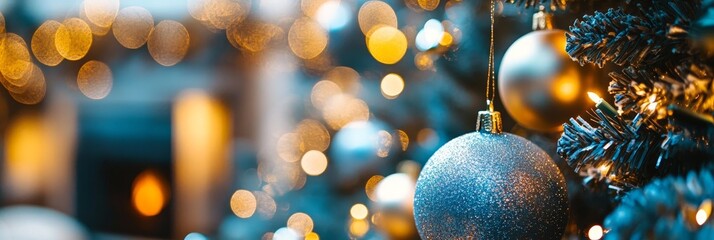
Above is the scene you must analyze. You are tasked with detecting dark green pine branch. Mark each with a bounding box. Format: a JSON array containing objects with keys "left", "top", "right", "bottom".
[
  {"left": 558, "top": 110, "right": 665, "bottom": 189},
  {"left": 608, "top": 58, "right": 714, "bottom": 117},
  {"left": 566, "top": 1, "right": 699, "bottom": 68}
]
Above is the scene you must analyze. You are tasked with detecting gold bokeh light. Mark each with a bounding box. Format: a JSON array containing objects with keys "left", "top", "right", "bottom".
[
  {"left": 188, "top": 0, "right": 251, "bottom": 29},
  {"left": 83, "top": 0, "right": 120, "bottom": 28},
  {"left": 132, "top": 170, "right": 168, "bottom": 217},
  {"left": 0, "top": 33, "right": 32, "bottom": 80},
  {"left": 254, "top": 191, "right": 277, "bottom": 219},
  {"left": 5, "top": 64, "right": 46, "bottom": 105},
  {"left": 349, "top": 218, "right": 370, "bottom": 237},
  {"left": 380, "top": 73, "right": 405, "bottom": 99},
  {"left": 296, "top": 119, "right": 330, "bottom": 152},
  {"left": 77, "top": 60, "right": 113, "bottom": 100},
  {"left": 79, "top": 1, "right": 111, "bottom": 36},
  {"left": 277, "top": 133, "right": 303, "bottom": 163},
  {"left": 367, "top": 26, "right": 407, "bottom": 64},
  {"left": 322, "top": 94, "right": 370, "bottom": 130},
  {"left": 350, "top": 203, "right": 369, "bottom": 220},
  {"left": 55, "top": 18, "right": 93, "bottom": 61},
  {"left": 418, "top": 0, "right": 440, "bottom": 11},
  {"left": 112, "top": 6, "right": 154, "bottom": 49},
  {"left": 226, "top": 20, "right": 283, "bottom": 52},
  {"left": 147, "top": 20, "right": 190, "bottom": 66},
  {"left": 311, "top": 80, "right": 342, "bottom": 110},
  {"left": 230, "top": 189, "right": 257, "bottom": 218},
  {"left": 365, "top": 175, "right": 384, "bottom": 201},
  {"left": 323, "top": 66, "right": 361, "bottom": 94},
  {"left": 358, "top": 1, "right": 398, "bottom": 35},
  {"left": 287, "top": 212, "right": 314, "bottom": 235},
  {"left": 301, "top": 150, "right": 328, "bottom": 176},
  {"left": 31, "top": 20, "right": 64, "bottom": 66},
  {"left": 288, "top": 17, "right": 328, "bottom": 60}
]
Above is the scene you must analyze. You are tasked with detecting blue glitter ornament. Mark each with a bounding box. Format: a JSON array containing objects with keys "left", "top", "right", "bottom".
[{"left": 413, "top": 110, "right": 569, "bottom": 239}]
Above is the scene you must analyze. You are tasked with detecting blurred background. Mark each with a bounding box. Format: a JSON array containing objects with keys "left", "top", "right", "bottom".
[{"left": 0, "top": 0, "right": 613, "bottom": 239}]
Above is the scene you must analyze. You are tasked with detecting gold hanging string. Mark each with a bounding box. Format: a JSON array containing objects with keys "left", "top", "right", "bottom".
[{"left": 485, "top": 0, "right": 496, "bottom": 112}]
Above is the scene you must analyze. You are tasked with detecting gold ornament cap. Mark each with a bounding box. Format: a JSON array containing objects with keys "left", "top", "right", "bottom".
[{"left": 476, "top": 109, "right": 502, "bottom": 134}]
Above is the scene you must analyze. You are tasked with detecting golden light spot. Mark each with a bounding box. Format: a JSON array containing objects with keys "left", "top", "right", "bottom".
[
  {"left": 0, "top": 33, "right": 32, "bottom": 80},
  {"left": 397, "top": 130, "right": 409, "bottom": 151},
  {"left": 417, "top": 128, "right": 438, "bottom": 148},
  {"left": 296, "top": 119, "right": 330, "bottom": 152},
  {"left": 112, "top": 6, "right": 154, "bottom": 49},
  {"left": 377, "top": 130, "right": 392, "bottom": 157},
  {"left": 418, "top": 0, "right": 440, "bottom": 11},
  {"left": 4, "top": 114, "right": 47, "bottom": 199},
  {"left": 210, "top": 0, "right": 251, "bottom": 29},
  {"left": 380, "top": 73, "right": 405, "bottom": 99},
  {"left": 367, "top": 26, "right": 407, "bottom": 64},
  {"left": 288, "top": 17, "right": 328, "bottom": 60},
  {"left": 349, "top": 219, "right": 369, "bottom": 237},
  {"left": 230, "top": 189, "right": 257, "bottom": 218},
  {"left": 31, "top": 20, "right": 64, "bottom": 66},
  {"left": 254, "top": 191, "right": 277, "bottom": 219},
  {"left": 697, "top": 200, "right": 712, "bottom": 225},
  {"left": 77, "top": 60, "right": 112, "bottom": 100},
  {"left": 55, "top": 18, "right": 93, "bottom": 61},
  {"left": 553, "top": 69, "right": 581, "bottom": 103},
  {"left": 301, "top": 150, "right": 328, "bottom": 176},
  {"left": 79, "top": 1, "right": 111, "bottom": 36},
  {"left": 322, "top": 94, "right": 370, "bottom": 130},
  {"left": 277, "top": 133, "right": 303, "bottom": 163},
  {"left": 323, "top": 66, "right": 361, "bottom": 94},
  {"left": 440, "top": 31, "right": 453, "bottom": 46},
  {"left": 132, "top": 170, "right": 168, "bottom": 217},
  {"left": 305, "top": 232, "right": 320, "bottom": 240},
  {"left": 83, "top": 0, "right": 119, "bottom": 28},
  {"left": 287, "top": 212, "right": 314, "bottom": 235},
  {"left": 147, "top": 20, "right": 190, "bottom": 66},
  {"left": 188, "top": 0, "right": 251, "bottom": 29},
  {"left": 311, "top": 80, "right": 341, "bottom": 110},
  {"left": 358, "top": 1, "right": 397, "bottom": 35},
  {"left": 414, "top": 52, "right": 435, "bottom": 70},
  {"left": 350, "top": 203, "right": 368, "bottom": 220},
  {"left": 6, "top": 64, "right": 46, "bottom": 105},
  {"left": 187, "top": 0, "right": 211, "bottom": 22},
  {"left": 301, "top": 0, "right": 329, "bottom": 17},
  {"left": 226, "top": 20, "right": 283, "bottom": 52},
  {"left": 587, "top": 225, "right": 603, "bottom": 240},
  {"left": 365, "top": 175, "right": 384, "bottom": 201}
]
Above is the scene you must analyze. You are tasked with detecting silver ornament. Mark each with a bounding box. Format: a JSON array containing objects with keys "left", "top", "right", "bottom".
[{"left": 414, "top": 110, "right": 569, "bottom": 239}]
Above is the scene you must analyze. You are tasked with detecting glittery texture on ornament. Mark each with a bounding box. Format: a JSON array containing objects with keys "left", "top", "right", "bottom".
[{"left": 414, "top": 131, "right": 569, "bottom": 239}]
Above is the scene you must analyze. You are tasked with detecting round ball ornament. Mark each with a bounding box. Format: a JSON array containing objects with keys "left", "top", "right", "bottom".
[
  {"left": 372, "top": 173, "right": 419, "bottom": 240},
  {"left": 498, "top": 10, "right": 596, "bottom": 132},
  {"left": 414, "top": 110, "right": 569, "bottom": 239}
]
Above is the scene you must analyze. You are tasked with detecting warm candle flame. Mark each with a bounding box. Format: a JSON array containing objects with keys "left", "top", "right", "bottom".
[
  {"left": 697, "top": 199, "right": 712, "bottom": 225},
  {"left": 697, "top": 209, "right": 709, "bottom": 225},
  {"left": 587, "top": 92, "right": 602, "bottom": 104},
  {"left": 132, "top": 170, "right": 168, "bottom": 217},
  {"left": 648, "top": 102, "right": 658, "bottom": 112}
]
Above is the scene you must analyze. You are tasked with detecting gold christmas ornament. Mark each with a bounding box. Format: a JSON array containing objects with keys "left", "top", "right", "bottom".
[{"left": 498, "top": 6, "right": 597, "bottom": 132}]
